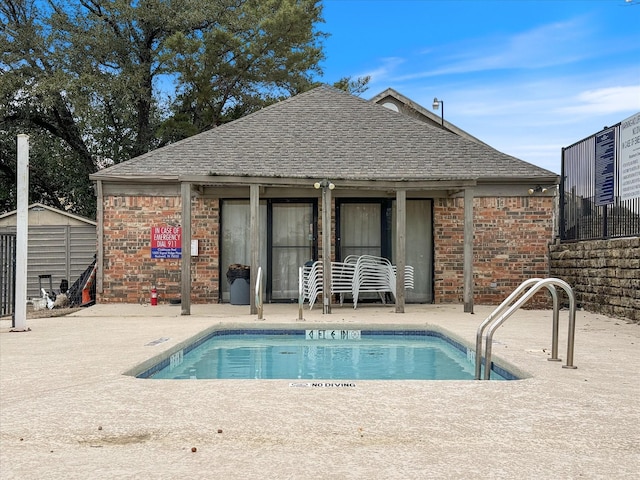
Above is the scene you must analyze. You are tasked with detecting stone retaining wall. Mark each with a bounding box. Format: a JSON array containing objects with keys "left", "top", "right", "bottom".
[{"left": 549, "top": 237, "right": 640, "bottom": 323}]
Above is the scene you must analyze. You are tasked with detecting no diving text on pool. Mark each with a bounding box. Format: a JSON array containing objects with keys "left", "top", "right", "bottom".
[
  {"left": 289, "top": 382, "right": 356, "bottom": 388},
  {"left": 306, "top": 330, "right": 361, "bottom": 340}
]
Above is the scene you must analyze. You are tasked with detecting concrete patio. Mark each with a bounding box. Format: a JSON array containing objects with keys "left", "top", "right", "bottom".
[{"left": 1, "top": 303, "right": 638, "bottom": 479}]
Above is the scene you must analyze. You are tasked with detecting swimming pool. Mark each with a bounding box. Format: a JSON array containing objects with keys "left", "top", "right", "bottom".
[{"left": 132, "top": 327, "right": 519, "bottom": 381}]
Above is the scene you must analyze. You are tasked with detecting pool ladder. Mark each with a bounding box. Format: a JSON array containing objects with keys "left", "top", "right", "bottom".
[{"left": 474, "top": 278, "right": 577, "bottom": 380}]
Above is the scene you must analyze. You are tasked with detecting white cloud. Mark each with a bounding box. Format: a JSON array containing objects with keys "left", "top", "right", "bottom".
[
  {"left": 359, "top": 12, "right": 640, "bottom": 173},
  {"left": 558, "top": 85, "right": 640, "bottom": 115},
  {"left": 358, "top": 57, "right": 405, "bottom": 84},
  {"left": 392, "top": 16, "right": 596, "bottom": 81}
]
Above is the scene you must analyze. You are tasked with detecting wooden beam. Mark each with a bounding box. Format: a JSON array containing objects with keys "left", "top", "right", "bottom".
[
  {"left": 96, "top": 180, "right": 104, "bottom": 294},
  {"left": 322, "top": 185, "right": 332, "bottom": 314},
  {"left": 102, "top": 183, "right": 180, "bottom": 197},
  {"left": 463, "top": 187, "right": 474, "bottom": 313},
  {"left": 395, "top": 189, "right": 406, "bottom": 313},
  {"left": 181, "top": 182, "right": 192, "bottom": 315},
  {"left": 250, "top": 184, "right": 259, "bottom": 315},
  {"left": 174, "top": 175, "right": 478, "bottom": 191}
]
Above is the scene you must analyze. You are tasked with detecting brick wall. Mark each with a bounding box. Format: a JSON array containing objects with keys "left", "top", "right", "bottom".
[
  {"left": 100, "top": 196, "right": 219, "bottom": 304},
  {"left": 549, "top": 237, "right": 639, "bottom": 323},
  {"left": 101, "top": 194, "right": 556, "bottom": 306},
  {"left": 434, "top": 196, "right": 554, "bottom": 307},
  {"left": 191, "top": 198, "right": 221, "bottom": 303}
]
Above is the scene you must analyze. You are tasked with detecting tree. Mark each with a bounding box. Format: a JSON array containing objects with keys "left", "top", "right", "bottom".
[
  {"left": 162, "top": 0, "right": 326, "bottom": 137},
  {"left": 1, "top": 0, "right": 368, "bottom": 218},
  {"left": 1, "top": 0, "right": 98, "bottom": 216},
  {"left": 0, "top": 126, "right": 97, "bottom": 217}
]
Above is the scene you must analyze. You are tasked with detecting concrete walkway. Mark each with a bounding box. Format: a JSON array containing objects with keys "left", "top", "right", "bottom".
[{"left": 1, "top": 303, "right": 638, "bottom": 479}]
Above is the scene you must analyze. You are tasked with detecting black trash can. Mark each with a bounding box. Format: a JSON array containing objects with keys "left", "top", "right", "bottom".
[{"left": 227, "top": 264, "right": 250, "bottom": 305}]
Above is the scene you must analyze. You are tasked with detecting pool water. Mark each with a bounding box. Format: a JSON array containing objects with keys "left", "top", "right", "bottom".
[{"left": 143, "top": 330, "right": 510, "bottom": 380}]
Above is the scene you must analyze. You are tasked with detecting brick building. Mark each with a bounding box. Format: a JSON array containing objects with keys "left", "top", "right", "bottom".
[{"left": 90, "top": 86, "right": 558, "bottom": 314}]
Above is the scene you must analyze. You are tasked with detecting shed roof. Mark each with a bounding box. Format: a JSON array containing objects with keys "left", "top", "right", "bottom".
[
  {"left": 92, "top": 85, "right": 556, "bottom": 183},
  {"left": 0, "top": 203, "right": 96, "bottom": 226}
]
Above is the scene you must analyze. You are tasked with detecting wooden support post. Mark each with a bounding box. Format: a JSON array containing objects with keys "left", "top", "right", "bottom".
[
  {"left": 250, "top": 184, "right": 260, "bottom": 315},
  {"left": 322, "top": 184, "right": 332, "bottom": 314},
  {"left": 463, "top": 187, "right": 474, "bottom": 313},
  {"left": 96, "top": 180, "right": 104, "bottom": 295},
  {"left": 395, "top": 189, "right": 406, "bottom": 313},
  {"left": 181, "top": 182, "right": 192, "bottom": 315}
]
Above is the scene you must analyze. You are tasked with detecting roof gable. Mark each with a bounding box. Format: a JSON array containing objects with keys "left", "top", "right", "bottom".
[
  {"left": 0, "top": 203, "right": 96, "bottom": 226},
  {"left": 370, "top": 88, "right": 491, "bottom": 147},
  {"left": 93, "top": 85, "right": 556, "bottom": 182}
]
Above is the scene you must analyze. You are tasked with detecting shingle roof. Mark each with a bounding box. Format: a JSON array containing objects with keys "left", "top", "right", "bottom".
[{"left": 93, "top": 85, "right": 556, "bottom": 182}]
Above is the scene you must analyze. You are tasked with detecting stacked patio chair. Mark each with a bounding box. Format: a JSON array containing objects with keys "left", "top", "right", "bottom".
[
  {"left": 302, "top": 255, "right": 414, "bottom": 310},
  {"left": 303, "top": 260, "right": 356, "bottom": 309},
  {"left": 329, "top": 261, "right": 357, "bottom": 306},
  {"left": 393, "top": 265, "right": 415, "bottom": 291},
  {"left": 302, "top": 261, "right": 323, "bottom": 310},
  {"left": 352, "top": 255, "right": 396, "bottom": 308}
]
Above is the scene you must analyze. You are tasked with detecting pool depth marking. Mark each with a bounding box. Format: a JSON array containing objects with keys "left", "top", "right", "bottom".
[
  {"left": 169, "top": 350, "right": 183, "bottom": 369},
  {"left": 306, "top": 329, "right": 361, "bottom": 340}
]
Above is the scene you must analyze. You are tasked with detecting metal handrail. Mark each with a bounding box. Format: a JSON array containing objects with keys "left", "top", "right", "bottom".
[
  {"left": 474, "top": 278, "right": 562, "bottom": 379},
  {"left": 475, "top": 278, "right": 541, "bottom": 379},
  {"left": 297, "top": 266, "right": 305, "bottom": 321},
  {"left": 255, "top": 266, "right": 263, "bottom": 320},
  {"left": 478, "top": 278, "right": 577, "bottom": 380}
]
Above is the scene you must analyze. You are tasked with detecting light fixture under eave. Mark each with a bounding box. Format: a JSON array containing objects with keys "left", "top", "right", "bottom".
[
  {"left": 528, "top": 185, "right": 549, "bottom": 195},
  {"left": 314, "top": 179, "right": 335, "bottom": 190}
]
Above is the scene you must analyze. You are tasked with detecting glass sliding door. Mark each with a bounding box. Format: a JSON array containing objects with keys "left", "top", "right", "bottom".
[
  {"left": 337, "top": 199, "right": 433, "bottom": 303},
  {"left": 269, "top": 202, "right": 316, "bottom": 301},
  {"left": 337, "top": 201, "right": 386, "bottom": 304},
  {"left": 393, "top": 199, "right": 433, "bottom": 303},
  {"left": 338, "top": 202, "right": 383, "bottom": 260},
  {"left": 220, "top": 200, "right": 267, "bottom": 302}
]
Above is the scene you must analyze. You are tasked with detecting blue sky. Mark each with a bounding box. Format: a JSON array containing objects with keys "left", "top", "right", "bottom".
[{"left": 318, "top": 0, "right": 640, "bottom": 173}]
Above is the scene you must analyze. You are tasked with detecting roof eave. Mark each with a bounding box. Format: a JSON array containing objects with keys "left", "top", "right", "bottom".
[
  {"left": 91, "top": 173, "right": 479, "bottom": 190},
  {"left": 476, "top": 175, "right": 560, "bottom": 185}
]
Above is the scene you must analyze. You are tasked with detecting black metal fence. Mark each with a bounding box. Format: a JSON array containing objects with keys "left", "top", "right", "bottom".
[
  {"left": 1, "top": 233, "right": 16, "bottom": 318},
  {"left": 560, "top": 122, "right": 640, "bottom": 241}
]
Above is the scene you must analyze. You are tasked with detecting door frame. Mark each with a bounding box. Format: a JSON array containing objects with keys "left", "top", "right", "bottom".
[
  {"left": 336, "top": 197, "right": 435, "bottom": 303},
  {"left": 266, "top": 198, "right": 318, "bottom": 302}
]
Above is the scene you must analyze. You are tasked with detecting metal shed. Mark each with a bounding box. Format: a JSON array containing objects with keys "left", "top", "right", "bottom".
[{"left": 0, "top": 203, "right": 96, "bottom": 300}]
